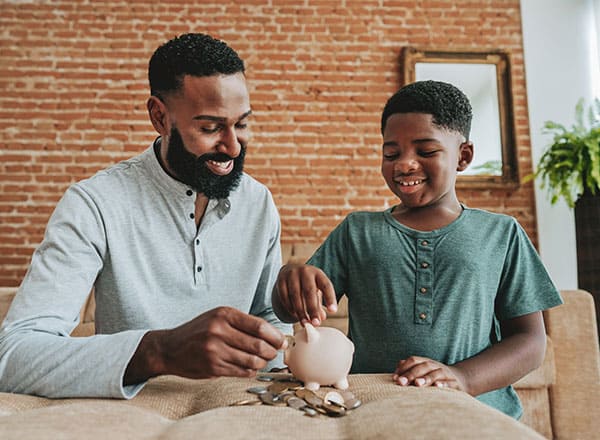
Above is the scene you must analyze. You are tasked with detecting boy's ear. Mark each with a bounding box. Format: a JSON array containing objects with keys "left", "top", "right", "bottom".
[
  {"left": 457, "top": 141, "right": 474, "bottom": 172},
  {"left": 147, "top": 96, "right": 169, "bottom": 135}
]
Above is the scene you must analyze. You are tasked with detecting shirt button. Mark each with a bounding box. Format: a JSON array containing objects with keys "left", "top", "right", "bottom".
[
  {"left": 420, "top": 287, "right": 427, "bottom": 294},
  {"left": 189, "top": 213, "right": 195, "bottom": 219},
  {"left": 421, "top": 240, "right": 428, "bottom": 246},
  {"left": 197, "top": 266, "right": 202, "bottom": 272},
  {"left": 186, "top": 190, "right": 193, "bottom": 196},
  {"left": 421, "top": 262, "right": 429, "bottom": 268},
  {"left": 196, "top": 239, "right": 200, "bottom": 245},
  {"left": 419, "top": 313, "right": 427, "bottom": 320}
]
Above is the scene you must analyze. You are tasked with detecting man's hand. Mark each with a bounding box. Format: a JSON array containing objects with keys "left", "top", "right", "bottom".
[
  {"left": 272, "top": 263, "right": 337, "bottom": 326},
  {"left": 124, "top": 307, "right": 287, "bottom": 385},
  {"left": 392, "top": 356, "right": 468, "bottom": 392}
]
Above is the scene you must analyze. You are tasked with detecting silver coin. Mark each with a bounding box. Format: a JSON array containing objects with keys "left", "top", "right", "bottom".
[
  {"left": 259, "top": 391, "right": 280, "bottom": 405},
  {"left": 286, "top": 396, "right": 307, "bottom": 410},
  {"left": 247, "top": 386, "right": 268, "bottom": 395},
  {"left": 256, "top": 375, "right": 275, "bottom": 382},
  {"left": 302, "top": 406, "right": 319, "bottom": 417}
]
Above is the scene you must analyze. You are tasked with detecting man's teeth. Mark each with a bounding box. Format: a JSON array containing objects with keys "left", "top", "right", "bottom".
[
  {"left": 208, "top": 160, "right": 231, "bottom": 169},
  {"left": 399, "top": 180, "right": 422, "bottom": 186}
]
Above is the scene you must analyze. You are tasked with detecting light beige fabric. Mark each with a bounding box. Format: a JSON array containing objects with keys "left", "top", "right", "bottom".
[
  {"left": 545, "top": 289, "right": 600, "bottom": 439},
  {"left": 2, "top": 278, "right": 599, "bottom": 438},
  {"left": 0, "top": 374, "right": 545, "bottom": 439}
]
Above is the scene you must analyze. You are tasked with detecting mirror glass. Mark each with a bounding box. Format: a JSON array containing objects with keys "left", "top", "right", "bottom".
[{"left": 401, "top": 48, "right": 519, "bottom": 188}]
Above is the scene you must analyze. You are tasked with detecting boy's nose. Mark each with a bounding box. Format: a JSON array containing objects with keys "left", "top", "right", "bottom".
[{"left": 394, "top": 156, "right": 419, "bottom": 173}]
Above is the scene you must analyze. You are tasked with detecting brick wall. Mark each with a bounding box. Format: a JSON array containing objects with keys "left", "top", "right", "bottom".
[{"left": 0, "top": 0, "right": 534, "bottom": 286}]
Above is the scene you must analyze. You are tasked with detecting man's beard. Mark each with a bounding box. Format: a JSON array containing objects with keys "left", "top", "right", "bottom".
[{"left": 166, "top": 127, "right": 245, "bottom": 199}]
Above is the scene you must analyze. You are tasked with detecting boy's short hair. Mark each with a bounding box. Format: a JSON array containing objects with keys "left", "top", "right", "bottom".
[
  {"left": 148, "top": 33, "right": 245, "bottom": 98},
  {"left": 381, "top": 80, "right": 472, "bottom": 140}
]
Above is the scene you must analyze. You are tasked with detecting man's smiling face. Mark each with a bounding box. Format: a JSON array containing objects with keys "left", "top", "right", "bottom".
[{"left": 158, "top": 72, "right": 252, "bottom": 198}]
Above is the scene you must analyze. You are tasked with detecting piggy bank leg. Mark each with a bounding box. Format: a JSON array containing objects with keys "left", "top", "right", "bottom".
[
  {"left": 304, "top": 381, "right": 320, "bottom": 391},
  {"left": 334, "top": 378, "right": 349, "bottom": 390}
]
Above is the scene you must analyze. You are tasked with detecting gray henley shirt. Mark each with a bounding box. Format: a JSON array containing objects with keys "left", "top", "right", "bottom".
[{"left": 0, "top": 143, "right": 291, "bottom": 398}]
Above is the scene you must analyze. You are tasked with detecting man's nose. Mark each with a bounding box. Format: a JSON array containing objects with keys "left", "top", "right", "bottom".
[{"left": 216, "top": 127, "right": 241, "bottom": 157}]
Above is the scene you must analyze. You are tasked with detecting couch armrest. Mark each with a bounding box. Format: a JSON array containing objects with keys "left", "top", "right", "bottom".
[
  {"left": 0, "top": 287, "right": 18, "bottom": 324},
  {"left": 544, "top": 289, "right": 600, "bottom": 439}
]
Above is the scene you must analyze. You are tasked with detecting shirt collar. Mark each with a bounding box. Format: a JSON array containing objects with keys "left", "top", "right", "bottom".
[{"left": 146, "top": 137, "right": 232, "bottom": 217}]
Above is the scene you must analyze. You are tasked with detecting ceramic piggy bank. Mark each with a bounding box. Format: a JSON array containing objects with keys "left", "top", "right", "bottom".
[{"left": 284, "top": 323, "right": 354, "bottom": 391}]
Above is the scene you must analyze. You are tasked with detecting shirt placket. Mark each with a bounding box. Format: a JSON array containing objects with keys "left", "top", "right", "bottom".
[
  {"left": 414, "top": 237, "right": 434, "bottom": 325},
  {"left": 192, "top": 198, "right": 231, "bottom": 285}
]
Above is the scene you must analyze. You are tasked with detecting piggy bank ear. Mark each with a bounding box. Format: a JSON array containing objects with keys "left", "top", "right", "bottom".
[{"left": 304, "top": 323, "right": 320, "bottom": 344}]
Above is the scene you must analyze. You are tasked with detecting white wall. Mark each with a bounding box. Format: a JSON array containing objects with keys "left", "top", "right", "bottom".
[{"left": 520, "top": 0, "right": 600, "bottom": 289}]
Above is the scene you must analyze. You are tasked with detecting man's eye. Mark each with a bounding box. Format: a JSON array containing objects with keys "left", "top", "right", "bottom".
[
  {"left": 235, "top": 122, "right": 248, "bottom": 130},
  {"left": 200, "top": 126, "right": 220, "bottom": 134},
  {"left": 419, "top": 150, "right": 437, "bottom": 157},
  {"left": 383, "top": 154, "right": 399, "bottom": 160}
]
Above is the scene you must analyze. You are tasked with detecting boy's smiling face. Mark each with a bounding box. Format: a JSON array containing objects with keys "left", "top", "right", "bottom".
[{"left": 381, "top": 112, "right": 473, "bottom": 211}]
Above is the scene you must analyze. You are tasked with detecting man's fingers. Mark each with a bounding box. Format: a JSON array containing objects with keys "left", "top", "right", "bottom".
[{"left": 223, "top": 308, "right": 286, "bottom": 352}]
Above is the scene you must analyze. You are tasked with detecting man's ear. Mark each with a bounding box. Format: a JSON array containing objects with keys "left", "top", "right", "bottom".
[
  {"left": 147, "top": 96, "right": 169, "bottom": 135},
  {"left": 457, "top": 141, "right": 474, "bottom": 172}
]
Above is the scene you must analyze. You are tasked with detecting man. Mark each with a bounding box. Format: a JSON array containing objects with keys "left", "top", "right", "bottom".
[{"left": 0, "top": 33, "right": 290, "bottom": 398}]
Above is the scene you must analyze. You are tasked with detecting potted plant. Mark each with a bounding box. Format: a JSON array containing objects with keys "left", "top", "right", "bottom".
[{"left": 527, "top": 98, "right": 600, "bottom": 335}]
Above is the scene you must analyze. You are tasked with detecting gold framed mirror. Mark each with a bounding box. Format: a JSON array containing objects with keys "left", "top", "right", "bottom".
[{"left": 400, "top": 47, "right": 519, "bottom": 189}]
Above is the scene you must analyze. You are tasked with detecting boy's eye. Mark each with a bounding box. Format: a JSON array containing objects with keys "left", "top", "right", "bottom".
[
  {"left": 419, "top": 150, "right": 438, "bottom": 157},
  {"left": 383, "top": 153, "right": 399, "bottom": 161},
  {"left": 235, "top": 122, "right": 248, "bottom": 130}
]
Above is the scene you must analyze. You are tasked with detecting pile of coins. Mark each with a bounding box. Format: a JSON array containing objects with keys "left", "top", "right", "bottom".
[{"left": 230, "top": 375, "right": 361, "bottom": 418}]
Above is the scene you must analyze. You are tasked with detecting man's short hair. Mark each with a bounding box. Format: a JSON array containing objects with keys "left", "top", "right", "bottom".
[
  {"left": 381, "top": 80, "right": 472, "bottom": 140},
  {"left": 148, "top": 33, "right": 245, "bottom": 98}
]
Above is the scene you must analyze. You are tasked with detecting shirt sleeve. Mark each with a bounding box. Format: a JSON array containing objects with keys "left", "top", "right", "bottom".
[
  {"left": 0, "top": 184, "right": 147, "bottom": 398},
  {"left": 495, "top": 218, "right": 563, "bottom": 320},
  {"left": 248, "top": 190, "right": 292, "bottom": 369},
  {"left": 306, "top": 216, "right": 350, "bottom": 301}
]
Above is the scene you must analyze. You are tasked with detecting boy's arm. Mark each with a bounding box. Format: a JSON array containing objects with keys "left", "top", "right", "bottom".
[
  {"left": 394, "top": 311, "right": 547, "bottom": 396},
  {"left": 272, "top": 264, "right": 337, "bottom": 326},
  {"left": 452, "top": 311, "right": 546, "bottom": 396}
]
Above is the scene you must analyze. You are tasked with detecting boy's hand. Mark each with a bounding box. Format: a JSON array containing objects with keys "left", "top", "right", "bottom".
[
  {"left": 392, "top": 356, "right": 468, "bottom": 392},
  {"left": 273, "top": 263, "right": 337, "bottom": 326}
]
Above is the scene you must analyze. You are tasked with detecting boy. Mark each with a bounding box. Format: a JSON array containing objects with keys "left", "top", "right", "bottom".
[{"left": 272, "top": 80, "right": 563, "bottom": 418}]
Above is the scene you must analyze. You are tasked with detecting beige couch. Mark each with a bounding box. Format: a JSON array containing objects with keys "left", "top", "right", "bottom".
[{"left": 0, "top": 242, "right": 598, "bottom": 439}]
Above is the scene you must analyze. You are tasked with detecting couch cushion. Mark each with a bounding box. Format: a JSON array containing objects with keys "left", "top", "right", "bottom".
[
  {"left": 0, "top": 287, "right": 17, "bottom": 323},
  {"left": 0, "top": 374, "right": 545, "bottom": 439}
]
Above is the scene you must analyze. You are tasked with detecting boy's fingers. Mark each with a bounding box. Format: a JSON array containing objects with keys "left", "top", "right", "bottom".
[
  {"left": 316, "top": 273, "right": 337, "bottom": 313},
  {"left": 285, "top": 273, "right": 309, "bottom": 323},
  {"left": 300, "top": 271, "right": 323, "bottom": 325}
]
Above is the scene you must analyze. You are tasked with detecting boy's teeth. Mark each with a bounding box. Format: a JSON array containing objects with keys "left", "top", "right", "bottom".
[{"left": 400, "top": 180, "right": 422, "bottom": 186}]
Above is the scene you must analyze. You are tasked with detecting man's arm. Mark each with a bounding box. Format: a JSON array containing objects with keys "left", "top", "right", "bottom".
[{"left": 0, "top": 185, "right": 149, "bottom": 398}]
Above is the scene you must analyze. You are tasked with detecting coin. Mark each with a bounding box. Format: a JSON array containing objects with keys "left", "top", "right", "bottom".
[
  {"left": 322, "top": 400, "right": 346, "bottom": 417},
  {"left": 259, "top": 391, "right": 281, "bottom": 405},
  {"left": 256, "top": 375, "right": 275, "bottom": 382},
  {"left": 247, "top": 386, "right": 268, "bottom": 395},
  {"left": 268, "top": 381, "right": 290, "bottom": 395},
  {"left": 323, "top": 391, "right": 345, "bottom": 407},
  {"left": 230, "top": 399, "right": 261, "bottom": 406},
  {"left": 286, "top": 396, "right": 307, "bottom": 410},
  {"left": 339, "top": 390, "right": 362, "bottom": 410},
  {"left": 295, "top": 388, "right": 323, "bottom": 407}
]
